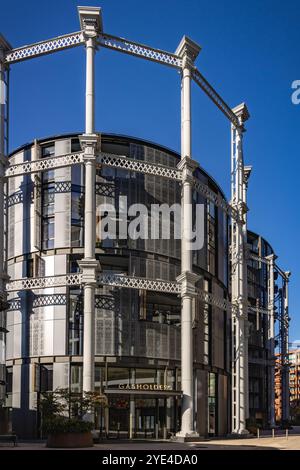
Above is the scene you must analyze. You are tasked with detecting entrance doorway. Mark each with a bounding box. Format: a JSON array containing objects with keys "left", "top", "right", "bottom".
[{"left": 105, "top": 394, "right": 179, "bottom": 439}]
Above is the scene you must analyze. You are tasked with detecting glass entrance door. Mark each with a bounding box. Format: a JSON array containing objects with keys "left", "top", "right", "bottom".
[{"left": 135, "top": 398, "right": 156, "bottom": 438}]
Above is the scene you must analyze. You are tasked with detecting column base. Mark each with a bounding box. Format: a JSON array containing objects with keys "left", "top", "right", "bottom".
[
  {"left": 172, "top": 430, "right": 200, "bottom": 442},
  {"left": 227, "top": 429, "right": 250, "bottom": 438}
]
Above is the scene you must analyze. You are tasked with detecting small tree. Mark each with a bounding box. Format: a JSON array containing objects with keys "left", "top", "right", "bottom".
[{"left": 39, "top": 388, "right": 108, "bottom": 435}]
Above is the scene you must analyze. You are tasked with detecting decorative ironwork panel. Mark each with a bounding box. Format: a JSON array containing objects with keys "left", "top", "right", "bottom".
[
  {"left": 97, "top": 273, "right": 180, "bottom": 294},
  {"left": 249, "top": 253, "right": 270, "bottom": 265},
  {"left": 98, "top": 152, "right": 182, "bottom": 180},
  {"left": 6, "top": 152, "right": 84, "bottom": 178},
  {"left": 7, "top": 298, "right": 21, "bottom": 311},
  {"left": 55, "top": 181, "right": 72, "bottom": 193},
  {"left": 7, "top": 191, "right": 23, "bottom": 207},
  {"left": 95, "top": 182, "right": 115, "bottom": 197},
  {"left": 7, "top": 274, "right": 82, "bottom": 292},
  {"left": 95, "top": 295, "right": 115, "bottom": 310},
  {"left": 197, "top": 288, "right": 232, "bottom": 312},
  {"left": 98, "top": 33, "right": 182, "bottom": 69},
  {"left": 32, "top": 294, "right": 67, "bottom": 308},
  {"left": 192, "top": 67, "right": 241, "bottom": 129},
  {"left": 193, "top": 177, "right": 239, "bottom": 221},
  {"left": 5, "top": 32, "right": 84, "bottom": 64}
]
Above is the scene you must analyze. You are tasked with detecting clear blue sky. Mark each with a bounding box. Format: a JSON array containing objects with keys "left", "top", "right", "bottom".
[{"left": 1, "top": 0, "right": 299, "bottom": 341}]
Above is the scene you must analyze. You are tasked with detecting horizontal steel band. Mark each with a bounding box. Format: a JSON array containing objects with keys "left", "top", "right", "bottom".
[
  {"left": 98, "top": 152, "right": 182, "bottom": 180},
  {"left": 97, "top": 273, "right": 181, "bottom": 294},
  {"left": 192, "top": 67, "right": 241, "bottom": 129},
  {"left": 197, "top": 288, "right": 231, "bottom": 311},
  {"left": 7, "top": 273, "right": 233, "bottom": 313},
  {"left": 98, "top": 33, "right": 182, "bottom": 69},
  {"left": 193, "top": 178, "right": 239, "bottom": 222},
  {"left": 7, "top": 274, "right": 82, "bottom": 292},
  {"left": 4, "top": 32, "right": 84, "bottom": 64},
  {"left": 5, "top": 152, "right": 84, "bottom": 177},
  {"left": 249, "top": 253, "right": 270, "bottom": 265}
]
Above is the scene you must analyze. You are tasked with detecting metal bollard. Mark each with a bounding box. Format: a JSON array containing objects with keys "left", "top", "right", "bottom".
[
  {"left": 286, "top": 428, "right": 288, "bottom": 440},
  {"left": 272, "top": 428, "right": 275, "bottom": 439},
  {"left": 257, "top": 428, "right": 260, "bottom": 439}
]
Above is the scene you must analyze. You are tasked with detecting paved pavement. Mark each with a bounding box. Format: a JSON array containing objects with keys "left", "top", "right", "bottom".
[{"left": 1, "top": 427, "right": 300, "bottom": 450}]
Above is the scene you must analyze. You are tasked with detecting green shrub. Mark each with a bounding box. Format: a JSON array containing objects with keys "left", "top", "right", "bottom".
[
  {"left": 39, "top": 388, "right": 107, "bottom": 435},
  {"left": 43, "top": 416, "right": 94, "bottom": 435}
]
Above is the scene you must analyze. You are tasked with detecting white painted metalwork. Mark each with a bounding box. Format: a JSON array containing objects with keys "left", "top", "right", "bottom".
[
  {"left": 192, "top": 67, "right": 241, "bottom": 129},
  {"left": 197, "top": 288, "right": 230, "bottom": 311},
  {"left": 78, "top": 6, "right": 102, "bottom": 400},
  {"left": 98, "top": 273, "right": 180, "bottom": 294},
  {"left": 98, "top": 33, "right": 182, "bottom": 69},
  {"left": 5, "top": 152, "right": 83, "bottom": 177},
  {"left": 4, "top": 32, "right": 84, "bottom": 64},
  {"left": 175, "top": 36, "right": 201, "bottom": 439},
  {"left": 98, "top": 152, "right": 182, "bottom": 180},
  {"left": 7, "top": 273, "right": 82, "bottom": 292},
  {"left": 230, "top": 103, "right": 249, "bottom": 434},
  {"left": 192, "top": 177, "right": 239, "bottom": 220},
  {"left": 266, "top": 253, "right": 276, "bottom": 427}
]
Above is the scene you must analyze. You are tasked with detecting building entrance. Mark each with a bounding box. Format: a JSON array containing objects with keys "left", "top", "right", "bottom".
[{"left": 104, "top": 393, "right": 180, "bottom": 439}]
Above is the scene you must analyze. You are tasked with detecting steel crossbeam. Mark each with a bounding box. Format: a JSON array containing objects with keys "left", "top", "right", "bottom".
[
  {"left": 98, "top": 33, "right": 182, "bottom": 69},
  {"left": 4, "top": 31, "right": 84, "bottom": 64},
  {"left": 6, "top": 274, "right": 82, "bottom": 292},
  {"left": 97, "top": 273, "right": 180, "bottom": 294},
  {"left": 192, "top": 67, "right": 241, "bottom": 129},
  {"left": 5, "top": 152, "right": 84, "bottom": 178},
  {"left": 98, "top": 152, "right": 182, "bottom": 180}
]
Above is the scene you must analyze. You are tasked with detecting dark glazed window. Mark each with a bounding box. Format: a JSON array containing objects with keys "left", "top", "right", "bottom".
[
  {"left": 68, "top": 288, "right": 83, "bottom": 355},
  {"left": 41, "top": 144, "right": 55, "bottom": 250}
]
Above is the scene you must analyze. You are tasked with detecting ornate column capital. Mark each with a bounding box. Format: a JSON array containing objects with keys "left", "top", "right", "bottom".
[
  {"left": 177, "top": 156, "right": 198, "bottom": 182},
  {"left": 78, "top": 259, "right": 100, "bottom": 286},
  {"left": 78, "top": 6, "right": 103, "bottom": 40},
  {"left": 243, "top": 165, "right": 252, "bottom": 187},
  {"left": 232, "top": 102, "right": 250, "bottom": 130},
  {"left": 176, "top": 271, "right": 200, "bottom": 297},
  {"left": 79, "top": 133, "right": 101, "bottom": 161},
  {"left": 175, "top": 35, "right": 201, "bottom": 69}
]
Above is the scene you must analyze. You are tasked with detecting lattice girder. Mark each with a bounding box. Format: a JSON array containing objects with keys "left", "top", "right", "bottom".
[
  {"left": 98, "top": 152, "right": 182, "bottom": 181},
  {"left": 4, "top": 32, "right": 84, "bottom": 64},
  {"left": 5, "top": 152, "right": 84, "bottom": 178},
  {"left": 98, "top": 33, "right": 182, "bottom": 69}
]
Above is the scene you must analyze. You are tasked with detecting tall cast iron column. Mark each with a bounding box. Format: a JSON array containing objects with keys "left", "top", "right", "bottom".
[
  {"left": 282, "top": 272, "right": 291, "bottom": 422},
  {"left": 266, "top": 253, "right": 276, "bottom": 428},
  {"left": 0, "top": 37, "right": 10, "bottom": 404},
  {"left": 242, "top": 165, "right": 252, "bottom": 421},
  {"left": 175, "top": 36, "right": 201, "bottom": 438},
  {"left": 231, "top": 103, "right": 250, "bottom": 434},
  {"left": 77, "top": 7, "right": 102, "bottom": 402}
]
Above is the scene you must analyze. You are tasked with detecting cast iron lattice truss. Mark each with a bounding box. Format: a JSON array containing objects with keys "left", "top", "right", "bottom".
[
  {"left": 6, "top": 272, "right": 236, "bottom": 313},
  {"left": 4, "top": 31, "right": 84, "bottom": 64},
  {"left": 98, "top": 33, "right": 183, "bottom": 69},
  {"left": 95, "top": 295, "right": 115, "bottom": 310},
  {"left": 5, "top": 152, "right": 84, "bottom": 177},
  {"left": 6, "top": 274, "right": 82, "bottom": 292},
  {"left": 32, "top": 294, "right": 67, "bottom": 308},
  {"left": 97, "top": 152, "right": 182, "bottom": 181},
  {"left": 192, "top": 68, "right": 241, "bottom": 129},
  {"left": 3, "top": 30, "right": 239, "bottom": 132},
  {"left": 249, "top": 252, "right": 270, "bottom": 265},
  {"left": 7, "top": 191, "right": 23, "bottom": 207},
  {"left": 97, "top": 273, "right": 181, "bottom": 294},
  {"left": 192, "top": 177, "right": 239, "bottom": 220},
  {"left": 6, "top": 151, "right": 241, "bottom": 222},
  {"left": 197, "top": 288, "right": 230, "bottom": 311}
]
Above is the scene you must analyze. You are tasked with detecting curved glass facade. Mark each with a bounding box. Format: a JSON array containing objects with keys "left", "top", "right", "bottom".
[{"left": 6, "top": 133, "right": 231, "bottom": 438}]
